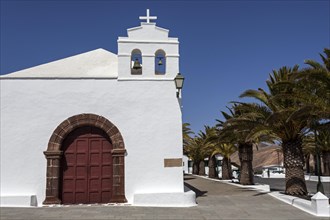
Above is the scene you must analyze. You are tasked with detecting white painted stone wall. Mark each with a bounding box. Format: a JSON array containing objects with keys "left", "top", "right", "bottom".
[
  {"left": 118, "top": 22, "right": 179, "bottom": 80},
  {"left": 183, "top": 155, "right": 189, "bottom": 174},
  {"left": 0, "top": 78, "right": 183, "bottom": 206}
]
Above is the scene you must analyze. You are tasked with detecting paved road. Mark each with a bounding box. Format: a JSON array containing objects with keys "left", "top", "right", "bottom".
[
  {"left": 1, "top": 175, "right": 327, "bottom": 220},
  {"left": 254, "top": 176, "right": 330, "bottom": 197}
]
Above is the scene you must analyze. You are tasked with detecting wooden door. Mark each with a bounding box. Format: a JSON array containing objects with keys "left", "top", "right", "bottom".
[{"left": 61, "top": 126, "right": 113, "bottom": 204}]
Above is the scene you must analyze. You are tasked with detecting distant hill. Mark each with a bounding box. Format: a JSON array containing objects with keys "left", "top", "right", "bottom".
[{"left": 230, "top": 144, "right": 283, "bottom": 171}]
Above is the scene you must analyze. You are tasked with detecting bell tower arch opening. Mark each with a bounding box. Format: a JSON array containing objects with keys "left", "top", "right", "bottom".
[
  {"left": 155, "top": 49, "right": 166, "bottom": 75},
  {"left": 131, "top": 49, "right": 142, "bottom": 75}
]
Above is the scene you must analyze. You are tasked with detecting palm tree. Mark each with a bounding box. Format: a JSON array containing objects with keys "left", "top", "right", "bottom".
[
  {"left": 201, "top": 126, "right": 238, "bottom": 179},
  {"left": 303, "top": 127, "right": 330, "bottom": 176},
  {"left": 302, "top": 134, "right": 315, "bottom": 174},
  {"left": 303, "top": 48, "right": 330, "bottom": 176},
  {"left": 183, "top": 123, "right": 193, "bottom": 145},
  {"left": 184, "top": 137, "right": 202, "bottom": 174},
  {"left": 212, "top": 143, "right": 237, "bottom": 180},
  {"left": 239, "top": 65, "right": 312, "bottom": 195},
  {"left": 195, "top": 126, "right": 217, "bottom": 176},
  {"left": 317, "top": 128, "right": 330, "bottom": 176},
  {"left": 281, "top": 49, "right": 330, "bottom": 178},
  {"left": 218, "top": 107, "right": 253, "bottom": 184},
  {"left": 217, "top": 104, "right": 269, "bottom": 185},
  {"left": 184, "top": 126, "right": 213, "bottom": 175},
  {"left": 207, "top": 154, "right": 218, "bottom": 179},
  {"left": 200, "top": 126, "right": 219, "bottom": 178},
  {"left": 183, "top": 123, "right": 194, "bottom": 155}
]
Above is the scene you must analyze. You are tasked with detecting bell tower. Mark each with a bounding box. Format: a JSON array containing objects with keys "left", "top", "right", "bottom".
[{"left": 117, "top": 9, "right": 179, "bottom": 80}]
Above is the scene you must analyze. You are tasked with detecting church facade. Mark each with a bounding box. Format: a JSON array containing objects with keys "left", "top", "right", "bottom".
[{"left": 0, "top": 10, "right": 195, "bottom": 207}]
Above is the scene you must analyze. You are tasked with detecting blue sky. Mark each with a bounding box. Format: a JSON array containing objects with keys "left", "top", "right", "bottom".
[{"left": 1, "top": 0, "right": 329, "bottom": 134}]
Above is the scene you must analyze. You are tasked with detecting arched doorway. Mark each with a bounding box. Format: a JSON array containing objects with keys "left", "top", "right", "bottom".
[
  {"left": 43, "top": 113, "right": 127, "bottom": 205},
  {"left": 61, "top": 126, "right": 113, "bottom": 204}
]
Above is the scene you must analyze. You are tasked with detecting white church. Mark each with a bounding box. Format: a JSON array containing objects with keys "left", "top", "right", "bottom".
[{"left": 0, "top": 10, "right": 196, "bottom": 207}]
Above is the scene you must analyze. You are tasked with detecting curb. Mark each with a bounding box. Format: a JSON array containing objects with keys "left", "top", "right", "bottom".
[{"left": 190, "top": 174, "right": 330, "bottom": 217}]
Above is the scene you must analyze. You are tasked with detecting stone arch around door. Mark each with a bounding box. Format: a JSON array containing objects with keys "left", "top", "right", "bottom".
[{"left": 43, "top": 113, "right": 127, "bottom": 205}]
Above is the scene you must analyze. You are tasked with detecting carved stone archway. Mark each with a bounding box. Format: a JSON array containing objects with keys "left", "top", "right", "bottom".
[{"left": 43, "top": 113, "right": 127, "bottom": 205}]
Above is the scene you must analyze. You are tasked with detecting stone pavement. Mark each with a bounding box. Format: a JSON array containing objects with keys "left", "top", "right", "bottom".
[{"left": 1, "top": 175, "right": 327, "bottom": 220}]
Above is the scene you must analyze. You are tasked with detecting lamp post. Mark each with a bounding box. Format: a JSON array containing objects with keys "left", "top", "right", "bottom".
[
  {"left": 174, "top": 73, "right": 184, "bottom": 98},
  {"left": 315, "top": 129, "right": 324, "bottom": 194}
]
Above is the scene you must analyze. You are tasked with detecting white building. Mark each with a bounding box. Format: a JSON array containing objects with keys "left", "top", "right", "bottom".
[{"left": 0, "top": 10, "right": 195, "bottom": 207}]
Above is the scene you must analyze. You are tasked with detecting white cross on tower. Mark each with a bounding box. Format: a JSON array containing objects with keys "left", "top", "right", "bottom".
[{"left": 139, "top": 9, "right": 157, "bottom": 23}]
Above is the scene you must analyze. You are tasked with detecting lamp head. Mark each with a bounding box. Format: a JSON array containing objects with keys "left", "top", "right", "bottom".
[{"left": 175, "top": 73, "right": 184, "bottom": 90}]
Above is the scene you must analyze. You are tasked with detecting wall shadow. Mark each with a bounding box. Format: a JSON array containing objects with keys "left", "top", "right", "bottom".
[{"left": 184, "top": 182, "right": 207, "bottom": 198}]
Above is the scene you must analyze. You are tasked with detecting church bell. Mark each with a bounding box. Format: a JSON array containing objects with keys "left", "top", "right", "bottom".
[
  {"left": 133, "top": 59, "right": 142, "bottom": 69},
  {"left": 158, "top": 58, "right": 163, "bottom": 66}
]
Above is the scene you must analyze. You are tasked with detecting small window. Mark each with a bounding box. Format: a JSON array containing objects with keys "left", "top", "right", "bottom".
[
  {"left": 131, "top": 49, "right": 142, "bottom": 75},
  {"left": 155, "top": 50, "right": 166, "bottom": 74}
]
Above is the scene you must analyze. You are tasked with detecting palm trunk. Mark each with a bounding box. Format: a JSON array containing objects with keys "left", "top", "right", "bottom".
[
  {"left": 221, "top": 157, "right": 232, "bottom": 180},
  {"left": 238, "top": 143, "right": 254, "bottom": 185},
  {"left": 198, "top": 160, "right": 205, "bottom": 175},
  {"left": 313, "top": 154, "right": 320, "bottom": 176},
  {"left": 193, "top": 161, "right": 199, "bottom": 175},
  {"left": 305, "top": 154, "right": 310, "bottom": 174},
  {"left": 208, "top": 155, "right": 218, "bottom": 178},
  {"left": 322, "top": 151, "right": 330, "bottom": 176},
  {"left": 282, "top": 139, "right": 307, "bottom": 196}
]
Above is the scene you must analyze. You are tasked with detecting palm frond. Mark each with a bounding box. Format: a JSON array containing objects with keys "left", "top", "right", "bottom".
[
  {"left": 239, "top": 89, "right": 269, "bottom": 105},
  {"left": 304, "top": 59, "right": 324, "bottom": 70}
]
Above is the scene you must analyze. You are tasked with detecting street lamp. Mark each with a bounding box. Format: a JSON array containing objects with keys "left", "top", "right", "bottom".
[
  {"left": 174, "top": 73, "right": 185, "bottom": 98},
  {"left": 315, "top": 130, "right": 324, "bottom": 194}
]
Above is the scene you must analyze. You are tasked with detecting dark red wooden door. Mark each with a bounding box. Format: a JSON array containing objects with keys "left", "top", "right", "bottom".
[{"left": 61, "top": 126, "right": 113, "bottom": 204}]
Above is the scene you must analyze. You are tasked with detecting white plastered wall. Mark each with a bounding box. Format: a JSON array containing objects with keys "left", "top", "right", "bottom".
[
  {"left": 0, "top": 79, "right": 183, "bottom": 206},
  {"left": 118, "top": 23, "right": 179, "bottom": 80}
]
